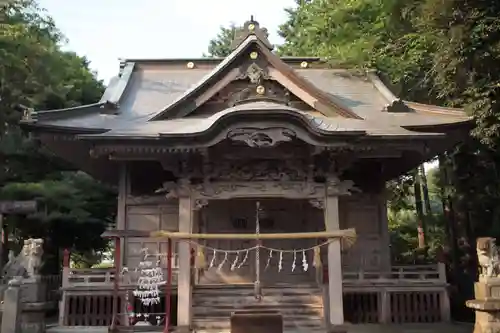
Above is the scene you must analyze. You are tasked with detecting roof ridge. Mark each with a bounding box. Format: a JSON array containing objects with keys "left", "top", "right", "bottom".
[{"left": 230, "top": 17, "right": 273, "bottom": 52}]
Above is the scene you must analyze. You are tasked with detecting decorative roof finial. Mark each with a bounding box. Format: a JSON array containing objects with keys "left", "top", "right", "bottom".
[{"left": 230, "top": 17, "right": 274, "bottom": 52}]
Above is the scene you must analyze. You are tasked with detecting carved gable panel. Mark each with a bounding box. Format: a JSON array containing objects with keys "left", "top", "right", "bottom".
[{"left": 213, "top": 80, "right": 298, "bottom": 107}]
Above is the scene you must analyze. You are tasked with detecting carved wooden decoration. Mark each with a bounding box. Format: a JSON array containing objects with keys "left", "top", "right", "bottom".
[
  {"left": 227, "top": 128, "right": 296, "bottom": 148},
  {"left": 161, "top": 176, "right": 358, "bottom": 201},
  {"left": 205, "top": 158, "right": 309, "bottom": 182},
  {"left": 237, "top": 63, "right": 269, "bottom": 84},
  {"left": 309, "top": 199, "right": 324, "bottom": 210}
]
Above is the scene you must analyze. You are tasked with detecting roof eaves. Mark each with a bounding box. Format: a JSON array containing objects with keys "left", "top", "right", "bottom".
[
  {"left": 404, "top": 101, "right": 470, "bottom": 118},
  {"left": 20, "top": 121, "right": 108, "bottom": 134},
  {"left": 401, "top": 120, "right": 473, "bottom": 132},
  {"left": 29, "top": 102, "right": 108, "bottom": 122},
  {"left": 23, "top": 62, "right": 136, "bottom": 123}
]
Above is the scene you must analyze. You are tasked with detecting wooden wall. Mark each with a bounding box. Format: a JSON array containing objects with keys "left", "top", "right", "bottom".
[
  {"left": 121, "top": 161, "right": 389, "bottom": 275},
  {"left": 340, "top": 193, "right": 390, "bottom": 271},
  {"left": 124, "top": 201, "right": 180, "bottom": 268}
]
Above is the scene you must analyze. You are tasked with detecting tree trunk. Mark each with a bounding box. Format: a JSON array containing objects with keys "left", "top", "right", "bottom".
[
  {"left": 419, "top": 164, "right": 433, "bottom": 215},
  {"left": 413, "top": 168, "right": 426, "bottom": 248},
  {"left": 439, "top": 154, "right": 459, "bottom": 274}
]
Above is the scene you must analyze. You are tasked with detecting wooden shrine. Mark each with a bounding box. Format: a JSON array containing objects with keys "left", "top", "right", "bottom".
[{"left": 21, "top": 18, "right": 471, "bottom": 333}]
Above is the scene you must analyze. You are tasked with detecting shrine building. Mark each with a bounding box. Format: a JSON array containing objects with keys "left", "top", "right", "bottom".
[{"left": 21, "top": 19, "right": 471, "bottom": 333}]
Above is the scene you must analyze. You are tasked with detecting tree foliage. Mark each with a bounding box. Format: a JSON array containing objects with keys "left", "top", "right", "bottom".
[
  {"left": 205, "top": 24, "right": 242, "bottom": 57},
  {"left": 276, "top": 0, "right": 500, "bottom": 319},
  {"left": 0, "top": 0, "right": 115, "bottom": 270}
]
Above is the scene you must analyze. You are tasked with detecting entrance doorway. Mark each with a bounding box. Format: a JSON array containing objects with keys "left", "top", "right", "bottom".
[{"left": 197, "top": 199, "right": 323, "bottom": 286}]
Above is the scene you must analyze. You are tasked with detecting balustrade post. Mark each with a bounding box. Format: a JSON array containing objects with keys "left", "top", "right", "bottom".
[
  {"left": 109, "top": 236, "right": 122, "bottom": 332},
  {"left": 437, "top": 263, "right": 451, "bottom": 321},
  {"left": 378, "top": 289, "right": 391, "bottom": 324},
  {"left": 59, "top": 248, "right": 71, "bottom": 326}
]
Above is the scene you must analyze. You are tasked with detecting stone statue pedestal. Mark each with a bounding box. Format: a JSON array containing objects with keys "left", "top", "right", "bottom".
[
  {"left": 467, "top": 277, "right": 500, "bottom": 333},
  {"left": 19, "top": 276, "right": 48, "bottom": 333},
  {"left": 20, "top": 276, "right": 46, "bottom": 303}
]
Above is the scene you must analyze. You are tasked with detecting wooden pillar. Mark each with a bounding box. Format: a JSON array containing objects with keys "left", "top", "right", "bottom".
[
  {"left": 59, "top": 248, "right": 70, "bottom": 326},
  {"left": 0, "top": 213, "right": 4, "bottom": 275},
  {"left": 324, "top": 195, "right": 344, "bottom": 327},
  {"left": 177, "top": 193, "right": 194, "bottom": 331},
  {"left": 117, "top": 163, "right": 127, "bottom": 268}
]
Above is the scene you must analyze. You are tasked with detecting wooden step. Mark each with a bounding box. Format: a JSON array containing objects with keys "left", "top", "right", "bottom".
[{"left": 192, "top": 284, "right": 325, "bottom": 332}]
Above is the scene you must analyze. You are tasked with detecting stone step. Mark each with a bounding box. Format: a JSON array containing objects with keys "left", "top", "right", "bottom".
[
  {"left": 194, "top": 316, "right": 325, "bottom": 329},
  {"left": 193, "top": 302, "right": 323, "bottom": 309},
  {"left": 193, "top": 285, "right": 325, "bottom": 332},
  {"left": 194, "top": 285, "right": 320, "bottom": 294},
  {"left": 194, "top": 324, "right": 326, "bottom": 331},
  {"left": 194, "top": 306, "right": 323, "bottom": 317},
  {"left": 194, "top": 295, "right": 323, "bottom": 305},
  {"left": 194, "top": 289, "right": 323, "bottom": 297}
]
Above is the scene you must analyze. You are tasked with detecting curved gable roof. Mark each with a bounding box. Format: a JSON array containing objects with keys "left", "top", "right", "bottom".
[{"left": 149, "top": 34, "right": 362, "bottom": 121}]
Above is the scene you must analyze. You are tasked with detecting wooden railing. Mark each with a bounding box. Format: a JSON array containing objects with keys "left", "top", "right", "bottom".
[
  {"left": 342, "top": 287, "right": 449, "bottom": 324},
  {"left": 323, "top": 263, "right": 451, "bottom": 324},
  {"left": 64, "top": 268, "right": 116, "bottom": 287},
  {"left": 342, "top": 264, "right": 447, "bottom": 283},
  {"left": 59, "top": 264, "right": 450, "bottom": 326}
]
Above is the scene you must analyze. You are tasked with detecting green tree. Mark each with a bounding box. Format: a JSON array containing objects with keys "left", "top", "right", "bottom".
[
  {"left": 205, "top": 24, "right": 242, "bottom": 57},
  {"left": 277, "top": 0, "right": 500, "bottom": 320},
  {"left": 0, "top": 0, "right": 115, "bottom": 272}
]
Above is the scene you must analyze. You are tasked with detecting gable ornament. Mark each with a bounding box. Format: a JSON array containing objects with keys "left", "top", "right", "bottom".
[{"left": 238, "top": 63, "right": 270, "bottom": 85}]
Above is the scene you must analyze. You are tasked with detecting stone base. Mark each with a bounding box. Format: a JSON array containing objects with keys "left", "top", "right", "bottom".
[
  {"left": 475, "top": 280, "right": 500, "bottom": 300},
  {"left": 467, "top": 299, "right": 500, "bottom": 333},
  {"left": 21, "top": 302, "right": 49, "bottom": 333},
  {"left": 173, "top": 325, "right": 191, "bottom": 333},
  {"left": 21, "top": 277, "right": 46, "bottom": 303},
  {"left": 327, "top": 324, "right": 349, "bottom": 333}
]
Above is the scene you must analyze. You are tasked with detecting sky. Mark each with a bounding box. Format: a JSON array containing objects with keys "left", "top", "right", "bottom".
[{"left": 38, "top": 0, "right": 295, "bottom": 84}]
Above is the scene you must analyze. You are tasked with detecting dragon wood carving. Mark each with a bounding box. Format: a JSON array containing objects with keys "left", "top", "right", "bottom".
[{"left": 227, "top": 128, "right": 296, "bottom": 148}]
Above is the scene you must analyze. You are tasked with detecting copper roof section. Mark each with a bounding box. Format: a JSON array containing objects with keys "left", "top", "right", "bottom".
[{"left": 19, "top": 19, "right": 472, "bottom": 140}]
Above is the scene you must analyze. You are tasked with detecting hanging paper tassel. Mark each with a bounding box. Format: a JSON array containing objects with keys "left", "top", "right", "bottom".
[
  {"left": 313, "top": 246, "right": 322, "bottom": 268},
  {"left": 195, "top": 246, "right": 207, "bottom": 269}
]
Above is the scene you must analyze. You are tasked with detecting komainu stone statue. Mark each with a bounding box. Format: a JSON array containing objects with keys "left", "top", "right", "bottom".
[
  {"left": 25, "top": 238, "right": 43, "bottom": 277},
  {"left": 2, "top": 238, "right": 44, "bottom": 283},
  {"left": 477, "top": 237, "right": 500, "bottom": 279}
]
